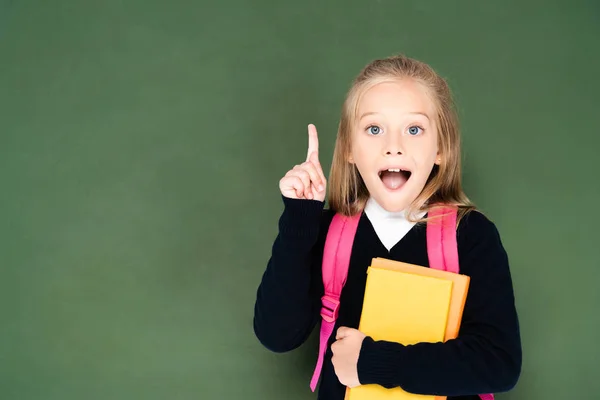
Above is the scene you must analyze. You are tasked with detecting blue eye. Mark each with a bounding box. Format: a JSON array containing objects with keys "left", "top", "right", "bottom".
[
  {"left": 408, "top": 126, "right": 423, "bottom": 135},
  {"left": 368, "top": 126, "right": 382, "bottom": 135}
]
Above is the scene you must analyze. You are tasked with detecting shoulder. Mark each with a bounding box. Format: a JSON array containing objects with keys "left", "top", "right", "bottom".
[
  {"left": 318, "top": 207, "right": 336, "bottom": 234},
  {"left": 458, "top": 209, "right": 501, "bottom": 241},
  {"left": 456, "top": 209, "right": 508, "bottom": 267},
  {"left": 455, "top": 210, "right": 517, "bottom": 313}
]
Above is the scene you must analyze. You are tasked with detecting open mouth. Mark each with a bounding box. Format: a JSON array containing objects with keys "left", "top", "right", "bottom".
[{"left": 378, "top": 168, "right": 411, "bottom": 190}]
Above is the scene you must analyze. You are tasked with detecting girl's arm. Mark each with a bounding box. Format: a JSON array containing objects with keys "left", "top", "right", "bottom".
[
  {"left": 253, "top": 196, "right": 327, "bottom": 353},
  {"left": 356, "top": 211, "right": 522, "bottom": 396}
]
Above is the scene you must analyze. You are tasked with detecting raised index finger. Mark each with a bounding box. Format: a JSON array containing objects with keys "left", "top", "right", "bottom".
[{"left": 306, "top": 124, "right": 319, "bottom": 162}]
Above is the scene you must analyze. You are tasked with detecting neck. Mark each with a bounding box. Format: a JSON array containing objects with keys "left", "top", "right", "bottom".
[
  {"left": 364, "top": 197, "right": 407, "bottom": 220},
  {"left": 363, "top": 197, "right": 426, "bottom": 251},
  {"left": 364, "top": 197, "right": 427, "bottom": 222}
]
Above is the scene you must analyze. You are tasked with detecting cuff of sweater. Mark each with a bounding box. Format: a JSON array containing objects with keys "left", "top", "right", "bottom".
[
  {"left": 357, "top": 336, "right": 405, "bottom": 387},
  {"left": 278, "top": 195, "right": 325, "bottom": 240}
]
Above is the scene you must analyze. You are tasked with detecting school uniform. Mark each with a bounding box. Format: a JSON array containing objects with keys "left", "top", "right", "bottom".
[{"left": 253, "top": 196, "right": 522, "bottom": 400}]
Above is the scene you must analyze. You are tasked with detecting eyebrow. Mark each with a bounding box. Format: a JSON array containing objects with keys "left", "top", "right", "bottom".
[{"left": 359, "top": 111, "right": 431, "bottom": 120}]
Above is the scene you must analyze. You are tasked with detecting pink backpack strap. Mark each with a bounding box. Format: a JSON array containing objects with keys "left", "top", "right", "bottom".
[
  {"left": 309, "top": 212, "right": 361, "bottom": 392},
  {"left": 426, "top": 205, "right": 459, "bottom": 273},
  {"left": 427, "top": 205, "right": 495, "bottom": 400}
]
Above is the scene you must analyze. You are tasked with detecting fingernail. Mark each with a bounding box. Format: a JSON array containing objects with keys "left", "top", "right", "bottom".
[{"left": 319, "top": 185, "right": 324, "bottom": 192}]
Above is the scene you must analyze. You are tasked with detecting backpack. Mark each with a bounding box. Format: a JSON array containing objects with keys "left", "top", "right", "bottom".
[{"left": 309, "top": 205, "right": 494, "bottom": 400}]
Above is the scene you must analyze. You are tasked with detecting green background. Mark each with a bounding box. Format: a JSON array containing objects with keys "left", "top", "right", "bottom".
[{"left": 1, "top": 1, "right": 598, "bottom": 399}]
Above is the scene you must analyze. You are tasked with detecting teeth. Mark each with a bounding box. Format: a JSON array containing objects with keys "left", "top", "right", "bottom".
[{"left": 379, "top": 168, "right": 407, "bottom": 176}]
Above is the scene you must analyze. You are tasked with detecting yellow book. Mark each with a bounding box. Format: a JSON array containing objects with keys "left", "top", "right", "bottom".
[
  {"left": 370, "top": 258, "right": 470, "bottom": 342},
  {"left": 344, "top": 258, "right": 469, "bottom": 400}
]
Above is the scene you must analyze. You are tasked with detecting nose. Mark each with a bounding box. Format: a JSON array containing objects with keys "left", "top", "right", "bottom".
[{"left": 384, "top": 134, "right": 403, "bottom": 156}]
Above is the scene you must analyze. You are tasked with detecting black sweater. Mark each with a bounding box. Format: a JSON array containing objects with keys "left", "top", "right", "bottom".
[{"left": 253, "top": 197, "right": 522, "bottom": 399}]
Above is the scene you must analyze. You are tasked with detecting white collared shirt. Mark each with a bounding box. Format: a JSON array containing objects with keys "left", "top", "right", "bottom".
[{"left": 363, "top": 197, "right": 426, "bottom": 251}]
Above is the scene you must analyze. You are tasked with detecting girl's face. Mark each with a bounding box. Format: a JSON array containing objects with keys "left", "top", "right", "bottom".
[{"left": 349, "top": 79, "right": 441, "bottom": 213}]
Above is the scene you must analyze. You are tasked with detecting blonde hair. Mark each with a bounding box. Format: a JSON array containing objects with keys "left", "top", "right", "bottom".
[{"left": 327, "top": 54, "right": 475, "bottom": 223}]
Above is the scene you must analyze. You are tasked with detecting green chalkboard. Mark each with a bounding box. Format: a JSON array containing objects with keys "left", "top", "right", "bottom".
[{"left": 1, "top": 1, "right": 599, "bottom": 399}]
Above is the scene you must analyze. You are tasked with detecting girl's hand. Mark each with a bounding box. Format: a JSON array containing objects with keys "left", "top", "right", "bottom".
[
  {"left": 331, "top": 327, "right": 366, "bottom": 388},
  {"left": 279, "top": 124, "right": 327, "bottom": 201}
]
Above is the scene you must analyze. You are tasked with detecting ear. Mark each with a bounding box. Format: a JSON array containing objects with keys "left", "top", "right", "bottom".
[
  {"left": 435, "top": 152, "right": 442, "bottom": 165},
  {"left": 347, "top": 154, "right": 354, "bottom": 164}
]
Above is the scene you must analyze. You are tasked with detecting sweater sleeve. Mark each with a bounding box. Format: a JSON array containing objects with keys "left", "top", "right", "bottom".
[
  {"left": 253, "top": 196, "right": 327, "bottom": 353},
  {"left": 356, "top": 211, "right": 522, "bottom": 396}
]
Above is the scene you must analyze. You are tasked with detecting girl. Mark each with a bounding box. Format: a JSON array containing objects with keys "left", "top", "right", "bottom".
[{"left": 253, "top": 54, "right": 522, "bottom": 400}]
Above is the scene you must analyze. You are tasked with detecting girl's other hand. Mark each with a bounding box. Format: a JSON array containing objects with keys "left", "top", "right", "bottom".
[{"left": 279, "top": 124, "right": 327, "bottom": 201}]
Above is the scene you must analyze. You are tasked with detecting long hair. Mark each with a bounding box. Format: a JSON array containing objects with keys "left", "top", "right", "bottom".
[{"left": 327, "top": 54, "right": 475, "bottom": 223}]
